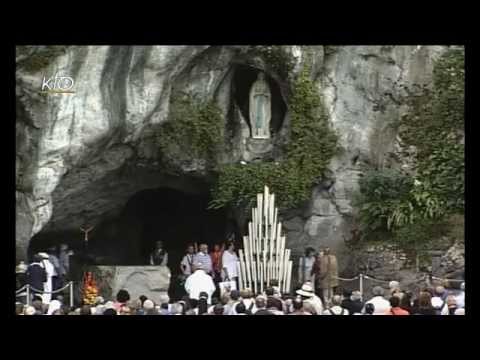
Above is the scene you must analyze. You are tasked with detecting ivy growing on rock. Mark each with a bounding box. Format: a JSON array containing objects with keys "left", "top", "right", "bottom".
[
  {"left": 17, "top": 46, "right": 69, "bottom": 73},
  {"left": 209, "top": 66, "right": 338, "bottom": 211},
  {"left": 157, "top": 96, "right": 224, "bottom": 169}
]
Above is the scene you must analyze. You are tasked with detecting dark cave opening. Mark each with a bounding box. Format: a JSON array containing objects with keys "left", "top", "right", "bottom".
[
  {"left": 232, "top": 64, "right": 287, "bottom": 136},
  {"left": 28, "top": 187, "right": 240, "bottom": 275}
]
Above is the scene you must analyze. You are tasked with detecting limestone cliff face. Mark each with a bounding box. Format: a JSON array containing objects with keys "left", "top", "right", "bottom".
[{"left": 15, "top": 45, "right": 448, "bottom": 265}]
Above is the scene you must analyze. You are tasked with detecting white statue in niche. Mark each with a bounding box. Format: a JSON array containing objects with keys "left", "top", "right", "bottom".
[{"left": 249, "top": 72, "right": 271, "bottom": 139}]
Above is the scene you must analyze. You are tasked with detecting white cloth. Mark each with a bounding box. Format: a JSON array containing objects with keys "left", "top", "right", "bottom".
[
  {"left": 47, "top": 300, "right": 62, "bottom": 315},
  {"left": 225, "top": 300, "right": 241, "bottom": 315},
  {"left": 431, "top": 296, "right": 449, "bottom": 315},
  {"left": 184, "top": 269, "right": 216, "bottom": 304},
  {"left": 364, "top": 296, "right": 391, "bottom": 315},
  {"left": 40, "top": 259, "right": 55, "bottom": 304},
  {"left": 222, "top": 250, "right": 239, "bottom": 280},
  {"left": 242, "top": 298, "right": 255, "bottom": 313},
  {"left": 181, "top": 254, "right": 195, "bottom": 275},
  {"left": 323, "top": 305, "right": 349, "bottom": 315},
  {"left": 455, "top": 291, "right": 465, "bottom": 309},
  {"left": 305, "top": 295, "right": 324, "bottom": 315}
]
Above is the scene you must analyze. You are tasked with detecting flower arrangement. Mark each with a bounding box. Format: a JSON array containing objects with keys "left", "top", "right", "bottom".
[{"left": 82, "top": 272, "right": 98, "bottom": 305}]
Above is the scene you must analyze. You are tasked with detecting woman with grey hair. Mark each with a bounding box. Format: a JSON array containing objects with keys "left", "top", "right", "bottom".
[{"left": 363, "top": 286, "right": 391, "bottom": 315}]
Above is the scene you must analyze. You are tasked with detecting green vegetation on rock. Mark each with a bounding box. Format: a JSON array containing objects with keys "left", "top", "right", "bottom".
[
  {"left": 158, "top": 95, "right": 224, "bottom": 170},
  {"left": 354, "top": 48, "right": 464, "bottom": 249}
]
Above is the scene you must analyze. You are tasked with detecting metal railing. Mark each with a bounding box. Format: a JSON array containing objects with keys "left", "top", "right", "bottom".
[
  {"left": 331, "top": 273, "right": 464, "bottom": 301},
  {"left": 16, "top": 282, "right": 74, "bottom": 307}
]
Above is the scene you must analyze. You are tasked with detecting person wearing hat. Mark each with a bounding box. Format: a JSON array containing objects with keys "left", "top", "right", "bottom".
[
  {"left": 38, "top": 252, "right": 56, "bottom": 304},
  {"left": 26, "top": 254, "right": 47, "bottom": 302},
  {"left": 296, "top": 282, "right": 324, "bottom": 315},
  {"left": 184, "top": 262, "right": 216, "bottom": 304},
  {"left": 24, "top": 305, "right": 36, "bottom": 315}
]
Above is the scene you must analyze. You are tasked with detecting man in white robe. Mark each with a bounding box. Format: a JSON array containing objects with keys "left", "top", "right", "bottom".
[
  {"left": 221, "top": 242, "right": 239, "bottom": 283},
  {"left": 184, "top": 263, "right": 216, "bottom": 305},
  {"left": 38, "top": 252, "right": 55, "bottom": 304}
]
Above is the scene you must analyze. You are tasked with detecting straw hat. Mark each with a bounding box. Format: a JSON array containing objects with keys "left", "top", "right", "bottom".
[
  {"left": 431, "top": 297, "right": 444, "bottom": 309},
  {"left": 24, "top": 306, "right": 36, "bottom": 315},
  {"left": 296, "top": 283, "right": 315, "bottom": 297},
  {"left": 104, "top": 301, "right": 115, "bottom": 309},
  {"left": 143, "top": 299, "right": 155, "bottom": 310},
  {"left": 16, "top": 261, "right": 27, "bottom": 274}
]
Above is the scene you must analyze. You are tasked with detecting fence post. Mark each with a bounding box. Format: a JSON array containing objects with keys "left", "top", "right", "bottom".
[
  {"left": 359, "top": 274, "right": 364, "bottom": 301},
  {"left": 69, "top": 282, "right": 74, "bottom": 308},
  {"left": 26, "top": 285, "right": 30, "bottom": 306}
]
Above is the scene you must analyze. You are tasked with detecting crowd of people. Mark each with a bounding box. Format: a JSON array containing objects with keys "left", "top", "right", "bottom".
[
  {"left": 16, "top": 242, "right": 465, "bottom": 316},
  {"left": 15, "top": 279, "right": 465, "bottom": 316}
]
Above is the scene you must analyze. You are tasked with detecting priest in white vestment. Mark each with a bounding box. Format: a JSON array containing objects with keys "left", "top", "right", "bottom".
[{"left": 184, "top": 263, "right": 216, "bottom": 305}]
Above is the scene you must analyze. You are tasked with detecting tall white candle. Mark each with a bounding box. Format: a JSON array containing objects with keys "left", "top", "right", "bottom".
[
  {"left": 238, "top": 250, "right": 244, "bottom": 290},
  {"left": 259, "top": 262, "right": 262, "bottom": 294},
  {"left": 257, "top": 197, "right": 262, "bottom": 243},
  {"left": 236, "top": 261, "right": 242, "bottom": 291},
  {"left": 286, "top": 260, "right": 293, "bottom": 294},
  {"left": 284, "top": 249, "right": 290, "bottom": 293},
  {"left": 267, "top": 259, "right": 270, "bottom": 286},
  {"left": 279, "top": 248, "right": 285, "bottom": 290},
  {"left": 270, "top": 194, "right": 275, "bottom": 231},
  {"left": 246, "top": 248, "right": 252, "bottom": 289},
  {"left": 264, "top": 186, "right": 268, "bottom": 223},
  {"left": 241, "top": 258, "right": 247, "bottom": 290}
]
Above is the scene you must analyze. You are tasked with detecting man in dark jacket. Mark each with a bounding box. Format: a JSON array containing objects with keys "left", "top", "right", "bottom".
[
  {"left": 27, "top": 254, "right": 47, "bottom": 298},
  {"left": 341, "top": 289, "right": 364, "bottom": 315}
]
